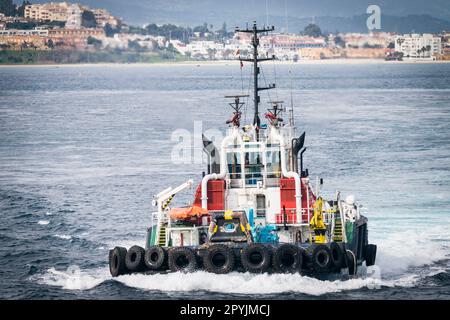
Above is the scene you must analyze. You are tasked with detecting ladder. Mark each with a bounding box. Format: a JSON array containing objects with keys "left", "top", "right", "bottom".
[
  {"left": 333, "top": 217, "right": 343, "bottom": 242},
  {"left": 158, "top": 224, "right": 167, "bottom": 246}
]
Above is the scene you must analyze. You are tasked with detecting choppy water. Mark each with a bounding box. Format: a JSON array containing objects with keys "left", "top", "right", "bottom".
[{"left": 0, "top": 62, "right": 449, "bottom": 299}]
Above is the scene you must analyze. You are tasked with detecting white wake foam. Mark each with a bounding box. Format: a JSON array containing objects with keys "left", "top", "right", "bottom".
[
  {"left": 35, "top": 266, "right": 419, "bottom": 296},
  {"left": 115, "top": 271, "right": 399, "bottom": 295},
  {"left": 34, "top": 267, "right": 109, "bottom": 290},
  {"left": 53, "top": 234, "right": 72, "bottom": 240},
  {"left": 37, "top": 220, "right": 49, "bottom": 225},
  {"left": 375, "top": 226, "right": 450, "bottom": 275}
]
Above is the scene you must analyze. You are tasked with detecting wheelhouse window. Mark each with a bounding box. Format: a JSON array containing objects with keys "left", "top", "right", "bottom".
[
  {"left": 245, "top": 152, "right": 263, "bottom": 185},
  {"left": 227, "top": 152, "right": 241, "bottom": 179},
  {"left": 266, "top": 150, "right": 281, "bottom": 178}
]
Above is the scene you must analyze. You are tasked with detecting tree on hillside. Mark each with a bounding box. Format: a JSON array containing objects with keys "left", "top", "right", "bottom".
[
  {"left": 104, "top": 23, "right": 121, "bottom": 37},
  {"left": 193, "top": 23, "right": 209, "bottom": 34},
  {"left": 81, "top": 10, "right": 97, "bottom": 28},
  {"left": 0, "top": 0, "right": 16, "bottom": 16},
  {"left": 334, "top": 35, "right": 346, "bottom": 48},
  {"left": 144, "top": 23, "right": 188, "bottom": 42},
  {"left": 303, "top": 23, "right": 322, "bottom": 38}
]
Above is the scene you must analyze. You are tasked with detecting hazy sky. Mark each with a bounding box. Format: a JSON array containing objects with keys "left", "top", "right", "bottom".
[{"left": 18, "top": 0, "right": 450, "bottom": 26}]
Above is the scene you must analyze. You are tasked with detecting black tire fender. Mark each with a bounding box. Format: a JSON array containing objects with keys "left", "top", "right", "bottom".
[
  {"left": 330, "top": 242, "right": 345, "bottom": 269},
  {"left": 364, "top": 244, "right": 377, "bottom": 267},
  {"left": 168, "top": 247, "right": 198, "bottom": 273},
  {"left": 346, "top": 249, "right": 357, "bottom": 275},
  {"left": 125, "top": 245, "right": 146, "bottom": 272},
  {"left": 240, "top": 243, "right": 271, "bottom": 273},
  {"left": 109, "top": 246, "right": 128, "bottom": 277},
  {"left": 144, "top": 246, "right": 167, "bottom": 270},
  {"left": 272, "top": 244, "right": 303, "bottom": 273},
  {"left": 311, "top": 244, "right": 332, "bottom": 273},
  {"left": 203, "top": 244, "right": 235, "bottom": 274}
]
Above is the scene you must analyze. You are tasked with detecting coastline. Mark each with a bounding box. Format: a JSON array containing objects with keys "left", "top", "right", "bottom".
[{"left": 0, "top": 58, "right": 449, "bottom": 67}]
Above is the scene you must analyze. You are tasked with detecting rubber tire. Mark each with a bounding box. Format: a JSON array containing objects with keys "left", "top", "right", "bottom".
[
  {"left": 240, "top": 244, "right": 271, "bottom": 273},
  {"left": 125, "top": 245, "right": 146, "bottom": 272},
  {"left": 311, "top": 244, "right": 332, "bottom": 273},
  {"left": 109, "top": 246, "right": 128, "bottom": 277},
  {"left": 330, "top": 242, "right": 345, "bottom": 269},
  {"left": 339, "top": 243, "right": 348, "bottom": 267},
  {"left": 272, "top": 244, "right": 303, "bottom": 273},
  {"left": 364, "top": 244, "right": 377, "bottom": 267},
  {"left": 168, "top": 247, "right": 198, "bottom": 273},
  {"left": 203, "top": 244, "right": 235, "bottom": 274},
  {"left": 144, "top": 246, "right": 167, "bottom": 270},
  {"left": 346, "top": 250, "right": 357, "bottom": 275}
]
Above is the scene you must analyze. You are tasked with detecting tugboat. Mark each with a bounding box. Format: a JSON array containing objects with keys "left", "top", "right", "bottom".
[{"left": 109, "top": 22, "right": 377, "bottom": 278}]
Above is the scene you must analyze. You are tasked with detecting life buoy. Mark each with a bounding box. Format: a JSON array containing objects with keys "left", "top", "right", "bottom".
[
  {"left": 364, "top": 244, "right": 377, "bottom": 267},
  {"left": 203, "top": 244, "right": 235, "bottom": 274},
  {"left": 311, "top": 244, "right": 332, "bottom": 273},
  {"left": 272, "top": 244, "right": 303, "bottom": 273},
  {"left": 109, "top": 246, "right": 128, "bottom": 277},
  {"left": 125, "top": 245, "right": 146, "bottom": 272},
  {"left": 240, "top": 244, "right": 271, "bottom": 273},
  {"left": 330, "top": 242, "right": 345, "bottom": 269},
  {"left": 144, "top": 246, "right": 167, "bottom": 270},
  {"left": 168, "top": 247, "right": 198, "bottom": 273}
]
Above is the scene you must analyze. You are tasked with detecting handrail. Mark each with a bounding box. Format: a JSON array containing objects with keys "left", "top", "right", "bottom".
[{"left": 338, "top": 200, "right": 348, "bottom": 243}]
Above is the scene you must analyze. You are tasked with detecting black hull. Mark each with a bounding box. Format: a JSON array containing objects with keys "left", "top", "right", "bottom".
[{"left": 109, "top": 216, "right": 375, "bottom": 278}]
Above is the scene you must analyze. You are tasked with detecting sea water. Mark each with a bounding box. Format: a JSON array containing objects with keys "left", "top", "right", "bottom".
[{"left": 0, "top": 62, "right": 449, "bottom": 299}]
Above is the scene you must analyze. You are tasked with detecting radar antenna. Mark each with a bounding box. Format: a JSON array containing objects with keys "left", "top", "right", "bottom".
[
  {"left": 224, "top": 94, "right": 249, "bottom": 127},
  {"left": 235, "top": 22, "right": 276, "bottom": 140},
  {"left": 265, "top": 101, "right": 285, "bottom": 126}
]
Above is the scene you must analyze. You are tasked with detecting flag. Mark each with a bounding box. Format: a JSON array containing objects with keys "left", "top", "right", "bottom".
[
  {"left": 240, "top": 60, "right": 244, "bottom": 69},
  {"left": 236, "top": 49, "right": 240, "bottom": 55}
]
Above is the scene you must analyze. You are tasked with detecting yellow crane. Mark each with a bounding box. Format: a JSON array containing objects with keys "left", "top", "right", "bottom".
[{"left": 310, "top": 197, "right": 327, "bottom": 243}]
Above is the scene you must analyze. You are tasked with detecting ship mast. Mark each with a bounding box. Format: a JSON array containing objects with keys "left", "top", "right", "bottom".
[{"left": 236, "top": 22, "right": 276, "bottom": 140}]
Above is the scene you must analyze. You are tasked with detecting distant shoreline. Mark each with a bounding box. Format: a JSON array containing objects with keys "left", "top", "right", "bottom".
[{"left": 1, "top": 58, "right": 449, "bottom": 67}]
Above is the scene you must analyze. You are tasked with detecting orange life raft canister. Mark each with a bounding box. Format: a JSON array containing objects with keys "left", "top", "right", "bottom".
[{"left": 169, "top": 205, "right": 209, "bottom": 220}]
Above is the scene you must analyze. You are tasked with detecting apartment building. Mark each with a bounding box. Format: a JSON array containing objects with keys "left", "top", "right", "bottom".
[{"left": 395, "top": 33, "right": 442, "bottom": 58}]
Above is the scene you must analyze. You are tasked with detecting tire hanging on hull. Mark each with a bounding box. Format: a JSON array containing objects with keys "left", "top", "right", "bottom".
[
  {"left": 364, "top": 244, "right": 377, "bottom": 267},
  {"left": 272, "top": 244, "right": 304, "bottom": 273},
  {"left": 144, "top": 246, "right": 167, "bottom": 270},
  {"left": 346, "top": 249, "right": 357, "bottom": 275},
  {"left": 240, "top": 244, "right": 271, "bottom": 273},
  {"left": 168, "top": 247, "right": 198, "bottom": 273},
  {"left": 109, "top": 246, "right": 128, "bottom": 277},
  {"left": 203, "top": 244, "right": 235, "bottom": 274},
  {"left": 125, "top": 245, "right": 146, "bottom": 272},
  {"left": 330, "top": 242, "right": 345, "bottom": 270},
  {"left": 311, "top": 244, "right": 332, "bottom": 273}
]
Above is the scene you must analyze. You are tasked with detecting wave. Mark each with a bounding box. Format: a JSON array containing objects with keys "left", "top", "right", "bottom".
[
  {"left": 53, "top": 234, "right": 72, "bottom": 240},
  {"left": 37, "top": 220, "right": 49, "bottom": 225},
  {"left": 375, "top": 226, "right": 450, "bottom": 276},
  {"left": 33, "top": 267, "right": 109, "bottom": 291},
  {"left": 34, "top": 265, "right": 420, "bottom": 295}
]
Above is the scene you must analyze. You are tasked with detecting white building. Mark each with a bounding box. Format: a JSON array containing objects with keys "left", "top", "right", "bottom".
[
  {"left": 65, "top": 4, "right": 82, "bottom": 29},
  {"left": 395, "top": 34, "right": 441, "bottom": 58},
  {"left": 24, "top": 2, "right": 71, "bottom": 22},
  {"left": 0, "top": 28, "right": 49, "bottom": 36},
  {"left": 185, "top": 40, "right": 224, "bottom": 59}
]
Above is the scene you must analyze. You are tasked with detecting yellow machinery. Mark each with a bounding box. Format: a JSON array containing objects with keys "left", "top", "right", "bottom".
[{"left": 310, "top": 197, "right": 327, "bottom": 243}]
